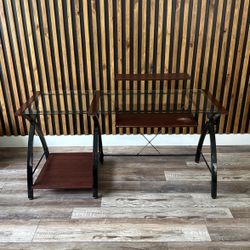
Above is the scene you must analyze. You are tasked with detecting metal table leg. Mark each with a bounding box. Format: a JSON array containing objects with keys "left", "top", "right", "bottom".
[
  {"left": 209, "top": 119, "right": 218, "bottom": 199},
  {"left": 27, "top": 120, "right": 35, "bottom": 200},
  {"left": 93, "top": 116, "right": 101, "bottom": 198},
  {"left": 26, "top": 115, "right": 49, "bottom": 200},
  {"left": 93, "top": 125, "right": 99, "bottom": 199},
  {"left": 195, "top": 113, "right": 220, "bottom": 199}
]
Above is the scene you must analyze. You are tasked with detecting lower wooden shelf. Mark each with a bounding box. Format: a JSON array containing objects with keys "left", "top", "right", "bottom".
[{"left": 33, "top": 152, "right": 93, "bottom": 189}]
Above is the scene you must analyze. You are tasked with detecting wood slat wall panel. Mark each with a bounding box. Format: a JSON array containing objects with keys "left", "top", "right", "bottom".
[{"left": 0, "top": 0, "right": 249, "bottom": 135}]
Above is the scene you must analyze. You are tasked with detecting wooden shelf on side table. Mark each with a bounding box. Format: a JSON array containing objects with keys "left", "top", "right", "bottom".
[{"left": 33, "top": 153, "right": 93, "bottom": 190}]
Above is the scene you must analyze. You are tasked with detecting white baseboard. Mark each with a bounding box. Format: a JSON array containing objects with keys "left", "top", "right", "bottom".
[{"left": 0, "top": 134, "right": 249, "bottom": 147}]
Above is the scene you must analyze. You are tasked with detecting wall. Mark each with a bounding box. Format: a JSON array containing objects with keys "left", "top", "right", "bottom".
[{"left": 0, "top": 0, "right": 250, "bottom": 136}]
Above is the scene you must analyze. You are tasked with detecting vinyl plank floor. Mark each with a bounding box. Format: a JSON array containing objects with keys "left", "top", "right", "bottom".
[
  {"left": 72, "top": 207, "right": 233, "bottom": 219},
  {"left": 0, "top": 241, "right": 250, "bottom": 250},
  {"left": 0, "top": 220, "right": 39, "bottom": 242},
  {"left": 207, "top": 218, "right": 250, "bottom": 241},
  {"left": 33, "top": 219, "right": 211, "bottom": 242},
  {"left": 0, "top": 146, "right": 249, "bottom": 247}
]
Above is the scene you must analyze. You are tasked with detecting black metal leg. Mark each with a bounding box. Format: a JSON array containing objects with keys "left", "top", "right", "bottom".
[
  {"left": 209, "top": 121, "right": 217, "bottom": 199},
  {"left": 27, "top": 121, "right": 35, "bottom": 200},
  {"left": 97, "top": 121, "right": 104, "bottom": 164},
  {"left": 195, "top": 122, "right": 209, "bottom": 163},
  {"left": 93, "top": 116, "right": 103, "bottom": 164},
  {"left": 34, "top": 122, "right": 49, "bottom": 158},
  {"left": 93, "top": 118, "right": 99, "bottom": 199},
  {"left": 99, "top": 136, "right": 104, "bottom": 164}
]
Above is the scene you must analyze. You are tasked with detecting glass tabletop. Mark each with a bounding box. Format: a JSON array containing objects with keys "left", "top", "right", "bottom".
[
  {"left": 22, "top": 91, "right": 95, "bottom": 115},
  {"left": 99, "top": 89, "right": 220, "bottom": 114},
  {"left": 20, "top": 89, "right": 224, "bottom": 115}
]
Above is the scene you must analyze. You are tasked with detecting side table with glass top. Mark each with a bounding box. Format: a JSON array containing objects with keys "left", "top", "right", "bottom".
[{"left": 15, "top": 91, "right": 103, "bottom": 199}]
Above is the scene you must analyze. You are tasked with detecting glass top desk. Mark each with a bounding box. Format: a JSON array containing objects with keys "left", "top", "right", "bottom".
[
  {"left": 16, "top": 88, "right": 226, "bottom": 199},
  {"left": 92, "top": 88, "right": 227, "bottom": 199},
  {"left": 92, "top": 89, "right": 225, "bottom": 124}
]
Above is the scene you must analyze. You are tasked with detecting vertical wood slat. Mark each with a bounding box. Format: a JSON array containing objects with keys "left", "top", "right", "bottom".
[
  {"left": 160, "top": 0, "right": 172, "bottom": 135},
  {"left": 108, "top": 0, "right": 115, "bottom": 134},
  {"left": 0, "top": 100, "right": 3, "bottom": 135},
  {"left": 147, "top": 0, "right": 154, "bottom": 135},
  {"left": 73, "top": 0, "right": 88, "bottom": 134},
  {"left": 0, "top": 0, "right": 26, "bottom": 135},
  {"left": 31, "top": 0, "right": 52, "bottom": 134},
  {"left": 99, "top": 0, "right": 109, "bottom": 135},
  {"left": 47, "top": 0, "right": 66, "bottom": 134},
  {"left": 27, "top": 0, "right": 48, "bottom": 134},
  {"left": 225, "top": 0, "right": 250, "bottom": 133},
  {"left": 0, "top": 75, "right": 10, "bottom": 135},
  {"left": 206, "top": 0, "right": 224, "bottom": 134},
  {"left": 36, "top": 0, "right": 56, "bottom": 135},
  {"left": 116, "top": 0, "right": 122, "bottom": 135},
  {"left": 66, "top": 0, "right": 81, "bottom": 134},
  {"left": 21, "top": 0, "right": 46, "bottom": 135},
  {"left": 4, "top": 0, "right": 29, "bottom": 116},
  {"left": 0, "top": 42, "right": 15, "bottom": 135},
  {"left": 240, "top": 59, "right": 250, "bottom": 133},
  {"left": 81, "top": 0, "right": 94, "bottom": 134},
  {"left": 0, "top": 35, "right": 15, "bottom": 135},
  {"left": 198, "top": 0, "right": 216, "bottom": 134},
  {"left": 40, "top": 0, "right": 60, "bottom": 135},
  {"left": 215, "top": 0, "right": 233, "bottom": 133},
  {"left": 132, "top": 0, "right": 138, "bottom": 135},
  {"left": 178, "top": 0, "right": 189, "bottom": 135},
  {"left": 125, "top": 0, "right": 130, "bottom": 135},
  {"left": 191, "top": 0, "right": 206, "bottom": 135},
  {"left": 219, "top": 0, "right": 241, "bottom": 133},
  {"left": 0, "top": 0, "right": 249, "bottom": 136},
  {"left": 11, "top": 0, "right": 32, "bottom": 100},
  {"left": 154, "top": 0, "right": 164, "bottom": 135},
  {"left": 137, "top": 0, "right": 146, "bottom": 135},
  {"left": 171, "top": 0, "right": 181, "bottom": 135}
]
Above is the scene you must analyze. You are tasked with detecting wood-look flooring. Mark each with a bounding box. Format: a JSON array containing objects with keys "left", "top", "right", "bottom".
[{"left": 0, "top": 146, "right": 250, "bottom": 249}]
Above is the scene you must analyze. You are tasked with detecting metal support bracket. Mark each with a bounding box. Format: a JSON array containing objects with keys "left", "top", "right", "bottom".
[{"left": 136, "top": 131, "right": 162, "bottom": 155}]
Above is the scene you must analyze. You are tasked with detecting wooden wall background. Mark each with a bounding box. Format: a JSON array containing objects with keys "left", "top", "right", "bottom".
[{"left": 0, "top": 0, "right": 250, "bottom": 136}]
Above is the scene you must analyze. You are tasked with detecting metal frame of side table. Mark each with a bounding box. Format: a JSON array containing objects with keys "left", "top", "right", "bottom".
[{"left": 16, "top": 92, "right": 103, "bottom": 200}]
